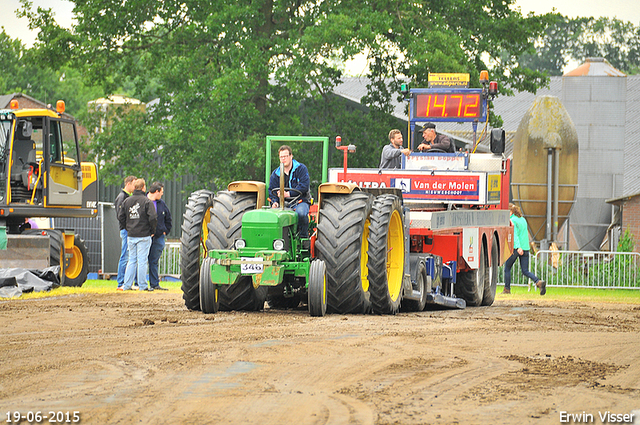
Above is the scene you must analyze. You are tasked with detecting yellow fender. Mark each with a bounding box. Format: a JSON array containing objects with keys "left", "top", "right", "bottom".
[
  {"left": 317, "top": 182, "right": 361, "bottom": 209},
  {"left": 227, "top": 181, "right": 266, "bottom": 209}
]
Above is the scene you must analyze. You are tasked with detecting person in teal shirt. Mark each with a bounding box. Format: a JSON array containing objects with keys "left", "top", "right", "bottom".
[{"left": 503, "top": 204, "right": 546, "bottom": 295}]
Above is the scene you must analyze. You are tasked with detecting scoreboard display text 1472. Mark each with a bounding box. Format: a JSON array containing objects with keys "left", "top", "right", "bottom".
[{"left": 412, "top": 90, "right": 484, "bottom": 122}]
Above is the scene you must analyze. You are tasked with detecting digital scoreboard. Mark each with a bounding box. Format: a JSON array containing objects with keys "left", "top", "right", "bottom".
[{"left": 411, "top": 89, "right": 486, "bottom": 123}]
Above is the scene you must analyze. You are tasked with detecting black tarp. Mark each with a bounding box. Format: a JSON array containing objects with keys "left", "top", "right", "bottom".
[{"left": 0, "top": 267, "right": 61, "bottom": 298}]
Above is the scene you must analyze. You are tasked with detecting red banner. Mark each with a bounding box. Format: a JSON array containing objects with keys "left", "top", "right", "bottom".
[{"left": 337, "top": 172, "right": 481, "bottom": 202}]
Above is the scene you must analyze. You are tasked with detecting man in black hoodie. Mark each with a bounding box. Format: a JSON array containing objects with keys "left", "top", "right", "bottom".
[
  {"left": 147, "top": 182, "right": 172, "bottom": 291},
  {"left": 118, "top": 178, "right": 157, "bottom": 291}
]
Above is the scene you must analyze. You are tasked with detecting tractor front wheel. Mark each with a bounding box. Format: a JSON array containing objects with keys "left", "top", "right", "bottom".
[
  {"left": 199, "top": 257, "right": 219, "bottom": 314},
  {"left": 308, "top": 259, "right": 327, "bottom": 317},
  {"left": 218, "top": 278, "right": 267, "bottom": 311},
  {"left": 180, "top": 190, "right": 215, "bottom": 311}
]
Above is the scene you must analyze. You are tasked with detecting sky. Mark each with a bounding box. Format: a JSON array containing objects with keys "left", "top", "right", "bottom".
[{"left": 1, "top": 0, "right": 639, "bottom": 49}]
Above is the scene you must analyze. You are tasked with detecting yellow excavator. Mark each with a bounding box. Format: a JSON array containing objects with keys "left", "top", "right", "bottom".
[{"left": 0, "top": 99, "right": 98, "bottom": 286}]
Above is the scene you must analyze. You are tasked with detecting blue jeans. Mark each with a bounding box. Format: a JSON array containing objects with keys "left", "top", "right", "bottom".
[
  {"left": 117, "top": 229, "right": 128, "bottom": 287},
  {"left": 503, "top": 249, "right": 540, "bottom": 290},
  {"left": 294, "top": 202, "right": 310, "bottom": 238},
  {"left": 148, "top": 235, "right": 165, "bottom": 288},
  {"left": 123, "top": 236, "right": 152, "bottom": 291}
]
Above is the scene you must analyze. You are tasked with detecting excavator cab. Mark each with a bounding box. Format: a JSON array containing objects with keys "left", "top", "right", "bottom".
[
  {"left": 10, "top": 120, "right": 39, "bottom": 202},
  {"left": 0, "top": 101, "right": 98, "bottom": 287},
  {"left": 8, "top": 114, "right": 84, "bottom": 206}
]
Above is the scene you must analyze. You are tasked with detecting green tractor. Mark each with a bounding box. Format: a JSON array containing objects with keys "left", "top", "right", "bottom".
[
  {"left": 180, "top": 137, "right": 328, "bottom": 316},
  {"left": 180, "top": 135, "right": 407, "bottom": 317},
  {"left": 201, "top": 196, "right": 328, "bottom": 316}
]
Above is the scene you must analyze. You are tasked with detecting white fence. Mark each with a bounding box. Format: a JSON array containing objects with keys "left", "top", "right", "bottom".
[
  {"left": 162, "top": 243, "right": 640, "bottom": 288},
  {"left": 502, "top": 250, "right": 640, "bottom": 289},
  {"left": 159, "top": 241, "right": 181, "bottom": 278}
]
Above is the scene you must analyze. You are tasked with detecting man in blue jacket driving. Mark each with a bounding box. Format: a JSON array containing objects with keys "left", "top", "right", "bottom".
[{"left": 268, "top": 145, "right": 311, "bottom": 238}]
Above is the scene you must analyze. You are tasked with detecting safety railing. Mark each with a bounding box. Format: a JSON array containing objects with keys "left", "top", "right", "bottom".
[
  {"left": 159, "top": 241, "right": 181, "bottom": 279},
  {"left": 162, "top": 243, "right": 640, "bottom": 288},
  {"left": 500, "top": 250, "right": 640, "bottom": 289}
]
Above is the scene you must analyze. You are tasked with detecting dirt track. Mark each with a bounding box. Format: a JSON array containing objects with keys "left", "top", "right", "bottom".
[{"left": 1, "top": 292, "right": 639, "bottom": 425}]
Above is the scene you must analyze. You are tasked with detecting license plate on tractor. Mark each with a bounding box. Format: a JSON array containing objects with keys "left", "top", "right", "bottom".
[{"left": 241, "top": 257, "right": 264, "bottom": 274}]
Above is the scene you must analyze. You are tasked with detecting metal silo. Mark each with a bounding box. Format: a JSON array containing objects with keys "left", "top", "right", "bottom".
[
  {"left": 511, "top": 96, "right": 579, "bottom": 245},
  {"left": 562, "top": 58, "right": 627, "bottom": 250}
]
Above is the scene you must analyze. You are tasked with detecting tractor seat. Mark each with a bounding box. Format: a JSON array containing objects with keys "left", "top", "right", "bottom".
[
  {"left": 10, "top": 139, "right": 37, "bottom": 181},
  {"left": 10, "top": 121, "right": 38, "bottom": 187}
]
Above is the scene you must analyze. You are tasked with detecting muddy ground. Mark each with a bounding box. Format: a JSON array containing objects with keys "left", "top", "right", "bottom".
[{"left": 1, "top": 292, "right": 639, "bottom": 425}]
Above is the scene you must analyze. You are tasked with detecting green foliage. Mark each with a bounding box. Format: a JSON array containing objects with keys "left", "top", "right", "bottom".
[
  {"left": 15, "top": 0, "right": 552, "bottom": 188},
  {"left": 0, "top": 29, "right": 26, "bottom": 93},
  {"left": 618, "top": 228, "right": 636, "bottom": 253},
  {"left": 0, "top": 28, "right": 102, "bottom": 117},
  {"left": 520, "top": 15, "right": 640, "bottom": 75}
]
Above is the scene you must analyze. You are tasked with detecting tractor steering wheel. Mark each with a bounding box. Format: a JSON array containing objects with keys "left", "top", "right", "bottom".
[{"left": 270, "top": 187, "right": 303, "bottom": 208}]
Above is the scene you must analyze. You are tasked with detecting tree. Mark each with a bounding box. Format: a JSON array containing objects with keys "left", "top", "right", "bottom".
[
  {"left": 519, "top": 15, "right": 640, "bottom": 76},
  {"left": 575, "top": 17, "right": 640, "bottom": 75},
  {"left": 20, "top": 0, "right": 552, "bottom": 189},
  {"left": 0, "top": 29, "right": 27, "bottom": 94},
  {"left": 0, "top": 28, "right": 102, "bottom": 117}
]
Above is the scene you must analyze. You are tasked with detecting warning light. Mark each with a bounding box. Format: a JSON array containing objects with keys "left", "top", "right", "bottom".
[
  {"left": 479, "top": 70, "right": 489, "bottom": 83},
  {"left": 56, "top": 100, "right": 66, "bottom": 114},
  {"left": 489, "top": 81, "right": 498, "bottom": 96},
  {"left": 10, "top": 99, "right": 19, "bottom": 109}
]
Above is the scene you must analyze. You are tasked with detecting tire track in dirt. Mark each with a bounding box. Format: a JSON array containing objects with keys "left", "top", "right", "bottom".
[{"left": 1, "top": 293, "right": 639, "bottom": 424}]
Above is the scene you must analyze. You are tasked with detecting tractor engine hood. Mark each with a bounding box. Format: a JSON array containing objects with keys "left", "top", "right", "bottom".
[
  {"left": 242, "top": 207, "right": 298, "bottom": 226},
  {"left": 240, "top": 207, "right": 298, "bottom": 249}
]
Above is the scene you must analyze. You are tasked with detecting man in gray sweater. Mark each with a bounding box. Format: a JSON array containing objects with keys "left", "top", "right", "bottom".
[{"left": 379, "top": 129, "right": 411, "bottom": 169}]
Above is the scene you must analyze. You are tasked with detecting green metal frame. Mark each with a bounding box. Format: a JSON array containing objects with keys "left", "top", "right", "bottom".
[
  {"left": 202, "top": 136, "right": 332, "bottom": 311},
  {"left": 264, "top": 135, "right": 330, "bottom": 205}
]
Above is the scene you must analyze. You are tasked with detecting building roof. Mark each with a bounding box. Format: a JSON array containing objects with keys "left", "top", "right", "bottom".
[
  {"left": 0, "top": 94, "right": 16, "bottom": 108},
  {"left": 87, "top": 95, "right": 143, "bottom": 105},
  {"left": 564, "top": 57, "right": 626, "bottom": 77},
  {"left": 0, "top": 92, "right": 77, "bottom": 121},
  {"left": 606, "top": 191, "right": 640, "bottom": 206}
]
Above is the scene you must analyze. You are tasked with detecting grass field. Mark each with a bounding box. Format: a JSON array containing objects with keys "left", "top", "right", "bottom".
[
  {"left": 494, "top": 285, "right": 640, "bottom": 303},
  {"left": 4, "top": 280, "right": 640, "bottom": 303},
  {"left": 4, "top": 279, "right": 183, "bottom": 300}
]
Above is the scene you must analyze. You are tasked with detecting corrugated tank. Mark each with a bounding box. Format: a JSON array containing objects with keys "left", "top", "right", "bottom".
[
  {"left": 511, "top": 96, "right": 579, "bottom": 241},
  {"left": 562, "top": 58, "right": 627, "bottom": 250}
]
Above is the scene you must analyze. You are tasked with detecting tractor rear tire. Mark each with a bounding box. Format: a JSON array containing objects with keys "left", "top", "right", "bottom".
[
  {"left": 199, "top": 257, "right": 219, "bottom": 314},
  {"left": 206, "top": 190, "right": 266, "bottom": 311},
  {"left": 180, "top": 189, "right": 215, "bottom": 311},
  {"left": 456, "top": 240, "right": 486, "bottom": 307},
  {"left": 218, "top": 279, "right": 267, "bottom": 311},
  {"left": 315, "top": 192, "right": 373, "bottom": 314},
  {"left": 63, "top": 234, "right": 89, "bottom": 287},
  {"left": 482, "top": 236, "right": 499, "bottom": 306},
  {"left": 367, "top": 195, "right": 404, "bottom": 315},
  {"left": 403, "top": 261, "right": 428, "bottom": 312},
  {"left": 308, "top": 259, "right": 327, "bottom": 317}
]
